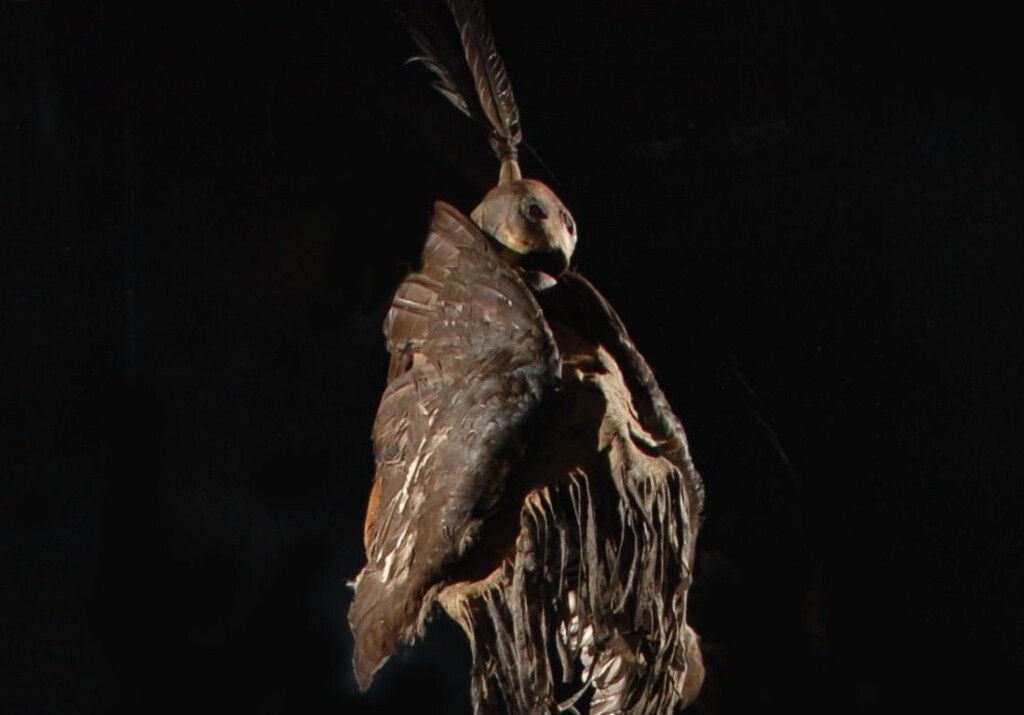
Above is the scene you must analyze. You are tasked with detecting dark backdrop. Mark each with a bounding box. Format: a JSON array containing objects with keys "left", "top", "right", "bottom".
[{"left": 4, "top": 1, "right": 1019, "bottom": 713}]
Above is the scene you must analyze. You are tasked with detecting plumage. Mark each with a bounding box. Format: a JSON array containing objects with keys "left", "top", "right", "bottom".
[
  {"left": 447, "top": 0, "right": 522, "bottom": 162},
  {"left": 400, "top": 0, "right": 522, "bottom": 165},
  {"left": 350, "top": 203, "right": 559, "bottom": 690},
  {"left": 400, "top": 3, "right": 476, "bottom": 119},
  {"left": 349, "top": 1, "right": 704, "bottom": 711}
]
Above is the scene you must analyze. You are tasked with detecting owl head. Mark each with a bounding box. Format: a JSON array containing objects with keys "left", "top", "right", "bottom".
[{"left": 471, "top": 178, "right": 577, "bottom": 288}]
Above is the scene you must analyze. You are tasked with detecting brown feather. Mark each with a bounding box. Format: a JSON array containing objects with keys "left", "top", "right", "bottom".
[
  {"left": 446, "top": 0, "right": 522, "bottom": 160},
  {"left": 362, "top": 478, "right": 381, "bottom": 549},
  {"left": 397, "top": 0, "right": 523, "bottom": 163}
]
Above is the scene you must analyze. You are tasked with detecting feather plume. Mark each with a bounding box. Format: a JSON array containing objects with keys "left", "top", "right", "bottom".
[
  {"left": 399, "top": 0, "right": 523, "bottom": 167},
  {"left": 399, "top": 2, "right": 477, "bottom": 119},
  {"left": 447, "top": 0, "right": 522, "bottom": 161}
]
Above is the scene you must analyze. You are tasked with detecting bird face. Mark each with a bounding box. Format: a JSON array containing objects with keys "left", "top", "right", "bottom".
[{"left": 471, "top": 179, "right": 577, "bottom": 287}]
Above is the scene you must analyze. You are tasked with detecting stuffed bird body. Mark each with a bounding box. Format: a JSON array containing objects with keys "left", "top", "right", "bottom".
[{"left": 348, "top": 1, "right": 705, "bottom": 711}]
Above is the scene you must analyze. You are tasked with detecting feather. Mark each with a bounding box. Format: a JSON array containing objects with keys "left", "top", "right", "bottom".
[
  {"left": 397, "top": 0, "right": 523, "bottom": 166},
  {"left": 398, "top": 1, "right": 477, "bottom": 119},
  {"left": 446, "top": 0, "right": 522, "bottom": 161}
]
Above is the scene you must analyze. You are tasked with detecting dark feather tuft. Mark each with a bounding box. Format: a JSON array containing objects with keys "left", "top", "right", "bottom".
[
  {"left": 397, "top": 0, "right": 523, "bottom": 162},
  {"left": 446, "top": 0, "right": 522, "bottom": 160}
]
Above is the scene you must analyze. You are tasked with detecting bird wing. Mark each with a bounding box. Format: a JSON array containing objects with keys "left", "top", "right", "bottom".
[{"left": 349, "top": 201, "right": 560, "bottom": 691}]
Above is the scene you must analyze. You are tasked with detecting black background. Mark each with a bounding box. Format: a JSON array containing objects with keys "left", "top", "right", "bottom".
[{"left": 3, "top": 1, "right": 1020, "bottom": 713}]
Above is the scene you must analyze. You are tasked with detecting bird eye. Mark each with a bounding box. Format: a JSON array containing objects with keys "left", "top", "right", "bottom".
[{"left": 526, "top": 201, "right": 548, "bottom": 221}]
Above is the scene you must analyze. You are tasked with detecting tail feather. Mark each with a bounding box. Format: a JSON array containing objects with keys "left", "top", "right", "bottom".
[{"left": 348, "top": 568, "right": 427, "bottom": 691}]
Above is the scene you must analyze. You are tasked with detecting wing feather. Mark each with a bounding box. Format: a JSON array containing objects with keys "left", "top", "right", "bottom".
[{"left": 349, "top": 201, "right": 559, "bottom": 691}]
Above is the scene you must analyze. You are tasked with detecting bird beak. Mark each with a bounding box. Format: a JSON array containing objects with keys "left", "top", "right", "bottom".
[{"left": 518, "top": 245, "right": 569, "bottom": 278}]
